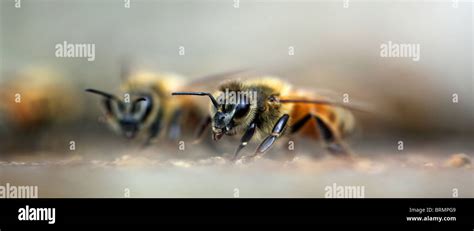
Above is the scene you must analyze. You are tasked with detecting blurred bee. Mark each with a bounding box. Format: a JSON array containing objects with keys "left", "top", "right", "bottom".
[
  {"left": 85, "top": 70, "right": 203, "bottom": 145},
  {"left": 0, "top": 67, "right": 82, "bottom": 132},
  {"left": 0, "top": 67, "right": 83, "bottom": 152},
  {"left": 172, "top": 77, "right": 362, "bottom": 161}
]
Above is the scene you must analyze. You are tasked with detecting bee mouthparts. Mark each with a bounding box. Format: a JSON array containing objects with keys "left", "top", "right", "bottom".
[{"left": 213, "top": 132, "right": 224, "bottom": 141}]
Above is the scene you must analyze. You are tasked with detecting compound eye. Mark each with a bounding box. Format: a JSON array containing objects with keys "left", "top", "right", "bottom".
[
  {"left": 111, "top": 100, "right": 125, "bottom": 119},
  {"left": 234, "top": 101, "right": 250, "bottom": 119}
]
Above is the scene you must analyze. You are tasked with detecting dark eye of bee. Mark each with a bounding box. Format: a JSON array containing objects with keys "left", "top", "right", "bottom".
[
  {"left": 233, "top": 101, "right": 250, "bottom": 119},
  {"left": 130, "top": 96, "right": 153, "bottom": 122},
  {"left": 117, "top": 101, "right": 126, "bottom": 112},
  {"left": 131, "top": 100, "right": 142, "bottom": 113},
  {"left": 110, "top": 100, "right": 126, "bottom": 117}
]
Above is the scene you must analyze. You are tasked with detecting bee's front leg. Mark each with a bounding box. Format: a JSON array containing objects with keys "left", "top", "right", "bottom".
[
  {"left": 232, "top": 122, "right": 257, "bottom": 161},
  {"left": 242, "top": 114, "right": 289, "bottom": 162}
]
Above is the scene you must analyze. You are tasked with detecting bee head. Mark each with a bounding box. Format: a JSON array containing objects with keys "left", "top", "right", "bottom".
[
  {"left": 86, "top": 89, "right": 153, "bottom": 139},
  {"left": 210, "top": 90, "right": 255, "bottom": 140},
  {"left": 171, "top": 86, "right": 257, "bottom": 140},
  {"left": 115, "top": 96, "right": 152, "bottom": 139}
]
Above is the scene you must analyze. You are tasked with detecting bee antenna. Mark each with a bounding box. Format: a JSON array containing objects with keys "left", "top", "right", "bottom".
[
  {"left": 85, "top": 89, "right": 120, "bottom": 102},
  {"left": 172, "top": 92, "right": 220, "bottom": 109}
]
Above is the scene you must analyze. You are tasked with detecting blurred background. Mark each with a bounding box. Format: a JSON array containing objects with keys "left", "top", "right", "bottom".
[{"left": 0, "top": 0, "right": 472, "bottom": 197}]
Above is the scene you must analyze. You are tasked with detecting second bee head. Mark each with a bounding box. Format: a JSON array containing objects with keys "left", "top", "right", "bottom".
[{"left": 86, "top": 89, "right": 153, "bottom": 139}]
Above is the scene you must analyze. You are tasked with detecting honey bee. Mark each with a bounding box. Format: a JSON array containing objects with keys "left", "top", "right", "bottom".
[
  {"left": 0, "top": 67, "right": 82, "bottom": 132},
  {"left": 0, "top": 67, "right": 83, "bottom": 152},
  {"left": 172, "top": 77, "right": 361, "bottom": 161},
  {"left": 85, "top": 70, "right": 203, "bottom": 145}
]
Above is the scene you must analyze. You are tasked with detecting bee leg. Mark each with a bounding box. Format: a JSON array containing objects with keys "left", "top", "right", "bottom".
[
  {"left": 192, "top": 116, "right": 211, "bottom": 144},
  {"left": 232, "top": 122, "right": 257, "bottom": 161},
  {"left": 314, "top": 116, "right": 350, "bottom": 156},
  {"left": 247, "top": 114, "right": 290, "bottom": 160},
  {"left": 289, "top": 113, "right": 351, "bottom": 156},
  {"left": 143, "top": 117, "right": 161, "bottom": 147},
  {"left": 168, "top": 109, "right": 183, "bottom": 141},
  {"left": 290, "top": 113, "right": 313, "bottom": 134}
]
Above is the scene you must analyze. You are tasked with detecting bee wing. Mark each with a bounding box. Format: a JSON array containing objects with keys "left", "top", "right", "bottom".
[
  {"left": 279, "top": 97, "right": 375, "bottom": 114},
  {"left": 180, "top": 69, "right": 256, "bottom": 91},
  {"left": 285, "top": 84, "right": 377, "bottom": 114}
]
